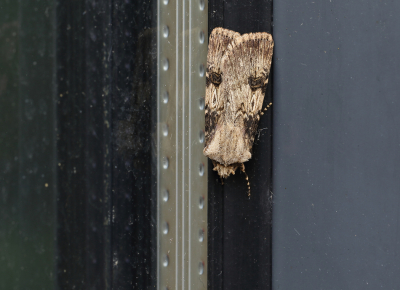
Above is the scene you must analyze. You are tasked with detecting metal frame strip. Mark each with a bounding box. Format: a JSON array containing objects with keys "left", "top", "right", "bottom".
[{"left": 157, "top": 0, "right": 208, "bottom": 289}]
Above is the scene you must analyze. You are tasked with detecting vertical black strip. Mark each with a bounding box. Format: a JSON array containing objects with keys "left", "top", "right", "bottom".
[
  {"left": 57, "top": 0, "right": 91, "bottom": 288},
  {"left": 56, "top": 1, "right": 112, "bottom": 289},
  {"left": 208, "top": 0, "right": 224, "bottom": 36},
  {"left": 110, "top": 1, "right": 157, "bottom": 289},
  {"left": 84, "top": 1, "right": 113, "bottom": 288},
  {"left": 56, "top": 0, "right": 157, "bottom": 288},
  {"left": 207, "top": 1, "right": 273, "bottom": 289},
  {"left": 10, "top": 1, "right": 57, "bottom": 288}
]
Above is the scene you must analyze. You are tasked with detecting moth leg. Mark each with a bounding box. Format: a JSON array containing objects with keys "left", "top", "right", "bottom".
[
  {"left": 240, "top": 163, "right": 251, "bottom": 197},
  {"left": 260, "top": 102, "right": 273, "bottom": 116}
]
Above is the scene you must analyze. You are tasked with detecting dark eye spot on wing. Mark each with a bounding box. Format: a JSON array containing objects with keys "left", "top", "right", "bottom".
[
  {"left": 248, "top": 76, "right": 265, "bottom": 91},
  {"left": 208, "top": 72, "right": 222, "bottom": 86}
]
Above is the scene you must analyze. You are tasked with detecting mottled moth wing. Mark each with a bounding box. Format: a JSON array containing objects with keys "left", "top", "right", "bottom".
[
  {"left": 204, "top": 28, "right": 240, "bottom": 149},
  {"left": 220, "top": 32, "right": 274, "bottom": 162},
  {"left": 204, "top": 28, "right": 274, "bottom": 179}
]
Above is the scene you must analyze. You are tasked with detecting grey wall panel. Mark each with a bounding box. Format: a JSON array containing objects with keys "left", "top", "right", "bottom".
[{"left": 273, "top": 1, "right": 400, "bottom": 289}]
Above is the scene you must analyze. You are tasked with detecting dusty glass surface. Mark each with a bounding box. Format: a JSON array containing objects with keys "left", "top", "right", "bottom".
[
  {"left": 0, "top": 0, "right": 158, "bottom": 288},
  {"left": 0, "top": 1, "right": 56, "bottom": 288}
]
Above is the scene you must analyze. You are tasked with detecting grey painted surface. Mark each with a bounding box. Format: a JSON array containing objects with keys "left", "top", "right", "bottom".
[{"left": 272, "top": 1, "right": 400, "bottom": 289}]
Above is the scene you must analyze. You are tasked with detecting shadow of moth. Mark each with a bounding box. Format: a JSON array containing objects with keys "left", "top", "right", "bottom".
[{"left": 203, "top": 28, "right": 274, "bottom": 196}]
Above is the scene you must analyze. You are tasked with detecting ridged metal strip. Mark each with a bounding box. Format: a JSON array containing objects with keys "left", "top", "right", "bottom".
[{"left": 157, "top": 0, "right": 208, "bottom": 289}]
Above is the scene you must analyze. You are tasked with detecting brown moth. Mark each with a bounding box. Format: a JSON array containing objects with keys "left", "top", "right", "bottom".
[{"left": 203, "top": 28, "right": 274, "bottom": 194}]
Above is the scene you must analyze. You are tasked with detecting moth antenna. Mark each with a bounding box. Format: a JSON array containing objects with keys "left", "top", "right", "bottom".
[
  {"left": 262, "top": 102, "right": 273, "bottom": 112},
  {"left": 240, "top": 163, "right": 251, "bottom": 197}
]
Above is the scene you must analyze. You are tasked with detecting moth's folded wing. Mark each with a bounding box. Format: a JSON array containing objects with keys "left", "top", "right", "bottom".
[
  {"left": 239, "top": 32, "right": 274, "bottom": 146},
  {"left": 217, "top": 32, "right": 274, "bottom": 162},
  {"left": 207, "top": 28, "right": 241, "bottom": 75},
  {"left": 204, "top": 28, "right": 240, "bottom": 155},
  {"left": 221, "top": 32, "right": 274, "bottom": 102},
  {"left": 239, "top": 32, "right": 274, "bottom": 80}
]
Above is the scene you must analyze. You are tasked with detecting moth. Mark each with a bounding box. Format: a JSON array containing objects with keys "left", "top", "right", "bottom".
[{"left": 203, "top": 28, "right": 274, "bottom": 194}]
